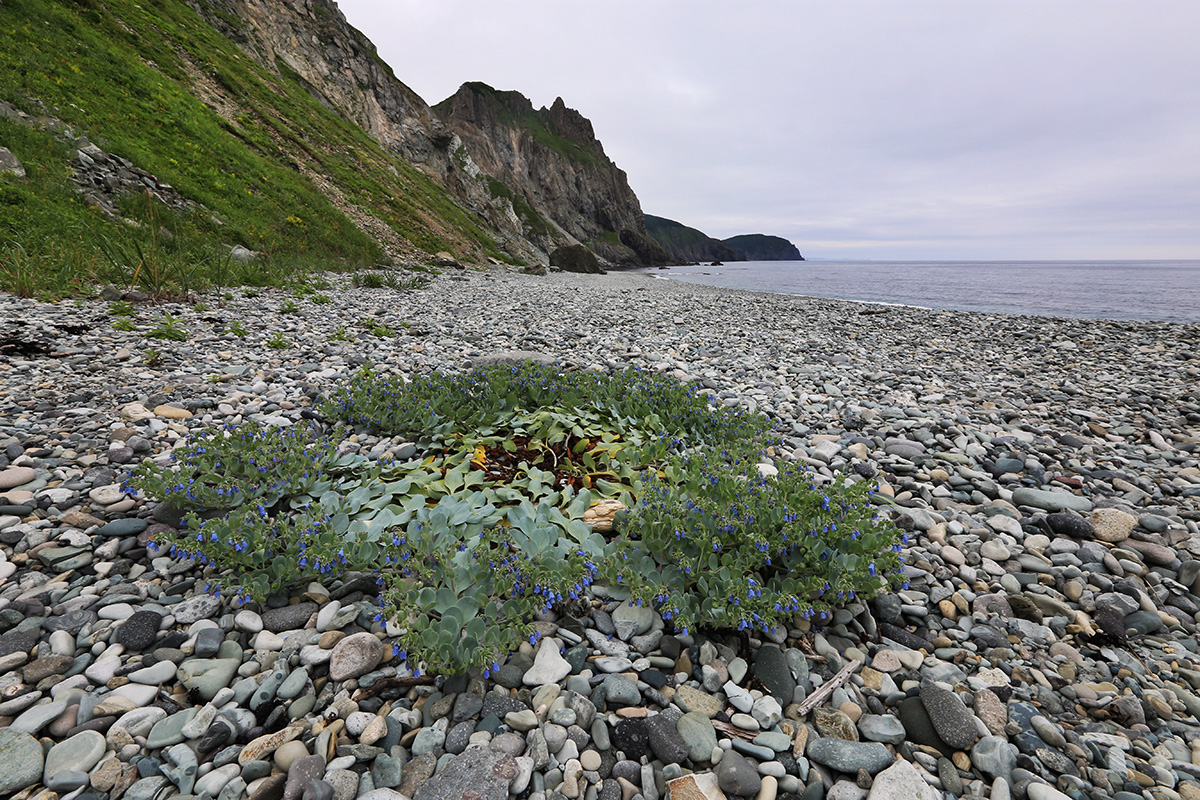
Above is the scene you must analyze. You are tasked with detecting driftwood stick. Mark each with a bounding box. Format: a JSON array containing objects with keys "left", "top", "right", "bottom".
[
  {"left": 712, "top": 719, "right": 761, "bottom": 742},
  {"left": 796, "top": 658, "right": 860, "bottom": 716}
]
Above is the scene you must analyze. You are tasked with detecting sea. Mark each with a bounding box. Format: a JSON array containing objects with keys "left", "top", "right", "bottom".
[{"left": 634, "top": 260, "right": 1200, "bottom": 324}]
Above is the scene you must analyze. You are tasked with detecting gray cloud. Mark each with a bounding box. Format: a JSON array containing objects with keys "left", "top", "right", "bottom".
[{"left": 336, "top": 0, "right": 1200, "bottom": 259}]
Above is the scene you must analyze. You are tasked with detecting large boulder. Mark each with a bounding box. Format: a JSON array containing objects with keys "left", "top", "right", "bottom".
[
  {"left": 0, "top": 146, "right": 25, "bottom": 178},
  {"left": 550, "top": 244, "right": 605, "bottom": 274}
]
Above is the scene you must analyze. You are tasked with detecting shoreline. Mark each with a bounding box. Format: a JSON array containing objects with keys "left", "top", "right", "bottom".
[
  {"left": 629, "top": 261, "right": 1200, "bottom": 325},
  {"left": 1, "top": 266, "right": 1199, "bottom": 800}
]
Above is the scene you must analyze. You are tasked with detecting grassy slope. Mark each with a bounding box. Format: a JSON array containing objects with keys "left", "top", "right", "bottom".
[
  {"left": 645, "top": 214, "right": 714, "bottom": 250},
  {"left": 0, "top": 0, "right": 512, "bottom": 295}
]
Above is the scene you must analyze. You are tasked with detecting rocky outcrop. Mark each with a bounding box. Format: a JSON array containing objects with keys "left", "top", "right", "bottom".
[
  {"left": 644, "top": 215, "right": 744, "bottom": 264},
  {"left": 723, "top": 234, "right": 804, "bottom": 261},
  {"left": 435, "top": 83, "right": 671, "bottom": 267},
  {"left": 0, "top": 146, "right": 25, "bottom": 178},
  {"left": 549, "top": 244, "right": 604, "bottom": 274}
]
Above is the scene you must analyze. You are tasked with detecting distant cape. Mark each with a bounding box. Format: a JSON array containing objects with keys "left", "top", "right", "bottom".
[{"left": 722, "top": 234, "right": 804, "bottom": 261}]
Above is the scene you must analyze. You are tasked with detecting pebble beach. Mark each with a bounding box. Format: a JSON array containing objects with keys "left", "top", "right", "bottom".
[{"left": 1, "top": 267, "right": 1199, "bottom": 800}]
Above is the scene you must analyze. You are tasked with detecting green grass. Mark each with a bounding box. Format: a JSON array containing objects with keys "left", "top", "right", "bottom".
[
  {"left": 588, "top": 230, "right": 622, "bottom": 248},
  {"left": 0, "top": 0, "right": 519, "bottom": 297}
]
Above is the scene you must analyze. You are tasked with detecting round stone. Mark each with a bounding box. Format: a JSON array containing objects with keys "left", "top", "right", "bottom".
[
  {"left": 328, "top": 632, "right": 385, "bottom": 682},
  {"left": 114, "top": 610, "right": 164, "bottom": 651}
]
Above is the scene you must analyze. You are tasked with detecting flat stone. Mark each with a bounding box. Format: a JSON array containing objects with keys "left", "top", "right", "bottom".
[
  {"left": 971, "top": 735, "right": 1017, "bottom": 783},
  {"left": 262, "top": 602, "right": 318, "bottom": 633},
  {"left": 129, "top": 659, "right": 177, "bottom": 685},
  {"left": 520, "top": 636, "right": 571, "bottom": 687},
  {"left": 173, "top": 594, "right": 222, "bottom": 624},
  {"left": 240, "top": 725, "right": 306, "bottom": 765},
  {"left": 857, "top": 714, "right": 906, "bottom": 745},
  {"left": 612, "top": 600, "right": 655, "bottom": 639},
  {"left": 677, "top": 711, "right": 719, "bottom": 762},
  {"left": 178, "top": 658, "right": 240, "bottom": 701},
  {"left": 146, "top": 709, "right": 198, "bottom": 749},
  {"left": 0, "top": 466, "right": 35, "bottom": 490},
  {"left": 668, "top": 773, "right": 728, "bottom": 800},
  {"left": 1011, "top": 487, "right": 1092, "bottom": 513},
  {"left": 600, "top": 673, "right": 642, "bottom": 708},
  {"left": 919, "top": 686, "right": 978, "bottom": 750},
  {"left": 807, "top": 738, "right": 894, "bottom": 774},
  {"left": 753, "top": 644, "right": 797, "bottom": 703},
  {"left": 44, "top": 730, "right": 106, "bottom": 783},
  {"left": 412, "top": 746, "right": 517, "bottom": 800},
  {"left": 11, "top": 699, "right": 67, "bottom": 734},
  {"left": 866, "top": 759, "right": 939, "bottom": 800},
  {"left": 674, "top": 685, "right": 724, "bottom": 718},
  {"left": 95, "top": 517, "right": 149, "bottom": 537},
  {"left": 0, "top": 728, "right": 45, "bottom": 794}
]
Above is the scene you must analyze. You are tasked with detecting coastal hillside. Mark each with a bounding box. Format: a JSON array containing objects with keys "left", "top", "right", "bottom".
[
  {"left": 435, "top": 82, "right": 671, "bottom": 268},
  {"left": 0, "top": 0, "right": 570, "bottom": 291},
  {"left": 644, "top": 214, "right": 743, "bottom": 263},
  {"left": 725, "top": 233, "right": 805, "bottom": 261}
]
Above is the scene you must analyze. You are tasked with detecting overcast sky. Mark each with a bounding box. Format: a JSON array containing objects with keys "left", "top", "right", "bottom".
[{"left": 336, "top": 1, "right": 1199, "bottom": 260}]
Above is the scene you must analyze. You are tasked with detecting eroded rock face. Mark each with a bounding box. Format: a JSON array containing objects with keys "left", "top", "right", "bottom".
[
  {"left": 436, "top": 83, "right": 672, "bottom": 267},
  {"left": 186, "top": 0, "right": 543, "bottom": 264}
]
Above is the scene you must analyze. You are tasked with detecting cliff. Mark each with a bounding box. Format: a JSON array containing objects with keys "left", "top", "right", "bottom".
[
  {"left": 644, "top": 215, "right": 744, "bottom": 264},
  {"left": 0, "top": 0, "right": 547, "bottom": 269},
  {"left": 181, "top": 0, "right": 545, "bottom": 263},
  {"left": 723, "top": 234, "right": 805, "bottom": 261},
  {"left": 435, "top": 83, "right": 671, "bottom": 267}
]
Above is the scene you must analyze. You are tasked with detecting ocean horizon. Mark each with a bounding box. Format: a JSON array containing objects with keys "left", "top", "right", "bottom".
[{"left": 634, "top": 259, "right": 1200, "bottom": 323}]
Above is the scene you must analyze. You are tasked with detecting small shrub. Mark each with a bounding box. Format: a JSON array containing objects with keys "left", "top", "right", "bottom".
[
  {"left": 113, "top": 319, "right": 136, "bottom": 332},
  {"left": 193, "top": 302, "right": 209, "bottom": 313},
  {"left": 312, "top": 294, "right": 331, "bottom": 305},
  {"left": 108, "top": 300, "right": 136, "bottom": 316},
  {"left": 328, "top": 326, "right": 353, "bottom": 342},
  {"left": 353, "top": 272, "right": 384, "bottom": 289},
  {"left": 363, "top": 319, "right": 396, "bottom": 338},
  {"left": 146, "top": 313, "right": 189, "bottom": 341},
  {"left": 279, "top": 299, "right": 298, "bottom": 314},
  {"left": 266, "top": 331, "right": 289, "bottom": 349},
  {"left": 383, "top": 272, "right": 429, "bottom": 291},
  {"left": 227, "top": 321, "right": 248, "bottom": 337}
]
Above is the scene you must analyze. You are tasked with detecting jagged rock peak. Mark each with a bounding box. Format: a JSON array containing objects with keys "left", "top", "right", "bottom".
[{"left": 436, "top": 82, "right": 670, "bottom": 267}]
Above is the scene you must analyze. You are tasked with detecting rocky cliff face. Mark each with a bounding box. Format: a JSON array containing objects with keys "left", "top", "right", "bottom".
[
  {"left": 435, "top": 83, "right": 670, "bottom": 267},
  {"left": 184, "top": 0, "right": 544, "bottom": 263}
]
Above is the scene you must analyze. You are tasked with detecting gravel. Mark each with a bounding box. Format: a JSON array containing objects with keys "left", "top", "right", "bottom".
[{"left": 0, "top": 267, "right": 1198, "bottom": 800}]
